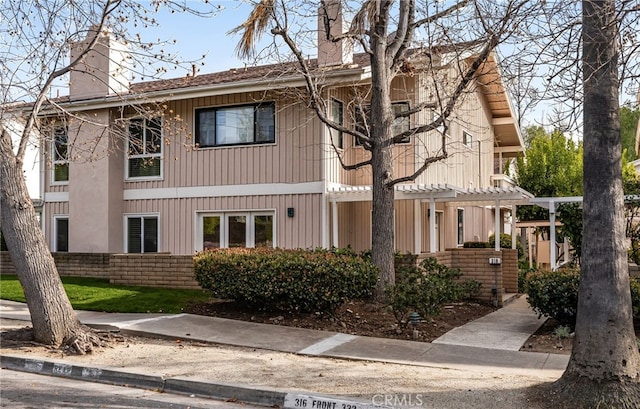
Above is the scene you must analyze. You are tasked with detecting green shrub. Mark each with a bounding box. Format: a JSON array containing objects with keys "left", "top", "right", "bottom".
[
  {"left": 193, "top": 247, "right": 378, "bottom": 313},
  {"left": 525, "top": 269, "right": 580, "bottom": 326},
  {"left": 526, "top": 270, "right": 640, "bottom": 326},
  {"left": 489, "top": 233, "right": 524, "bottom": 259},
  {"left": 518, "top": 267, "right": 537, "bottom": 293},
  {"left": 385, "top": 257, "right": 481, "bottom": 327},
  {"left": 463, "top": 241, "right": 490, "bottom": 248}
]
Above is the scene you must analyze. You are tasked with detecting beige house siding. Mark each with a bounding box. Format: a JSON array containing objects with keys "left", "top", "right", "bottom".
[
  {"left": 414, "top": 69, "right": 496, "bottom": 189},
  {"left": 123, "top": 92, "right": 323, "bottom": 191},
  {"left": 123, "top": 193, "right": 323, "bottom": 254},
  {"left": 325, "top": 77, "right": 419, "bottom": 187},
  {"left": 334, "top": 201, "right": 371, "bottom": 251},
  {"left": 38, "top": 49, "right": 521, "bottom": 258}
]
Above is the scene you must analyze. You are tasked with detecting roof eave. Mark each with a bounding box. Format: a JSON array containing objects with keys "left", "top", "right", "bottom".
[{"left": 37, "top": 66, "right": 372, "bottom": 114}]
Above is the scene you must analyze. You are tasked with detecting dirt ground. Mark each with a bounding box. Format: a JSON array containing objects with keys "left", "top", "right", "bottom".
[
  {"left": 0, "top": 318, "right": 559, "bottom": 409},
  {"left": 185, "top": 298, "right": 498, "bottom": 343}
]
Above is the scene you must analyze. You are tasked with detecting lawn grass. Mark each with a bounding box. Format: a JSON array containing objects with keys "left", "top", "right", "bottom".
[{"left": 0, "top": 275, "right": 211, "bottom": 314}]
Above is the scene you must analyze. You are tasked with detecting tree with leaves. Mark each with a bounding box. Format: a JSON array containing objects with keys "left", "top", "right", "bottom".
[
  {"left": 513, "top": 126, "right": 583, "bottom": 221},
  {"left": 0, "top": 0, "right": 217, "bottom": 351},
  {"left": 232, "top": 0, "right": 537, "bottom": 298}
]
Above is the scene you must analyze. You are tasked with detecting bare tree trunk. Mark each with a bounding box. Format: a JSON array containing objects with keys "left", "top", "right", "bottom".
[
  {"left": 371, "top": 134, "right": 395, "bottom": 298},
  {"left": 369, "top": 12, "right": 396, "bottom": 300},
  {"left": 535, "top": 1, "right": 640, "bottom": 406},
  {"left": 0, "top": 129, "right": 83, "bottom": 347}
]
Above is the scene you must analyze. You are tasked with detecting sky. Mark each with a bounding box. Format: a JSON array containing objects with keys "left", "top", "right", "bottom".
[
  {"left": 137, "top": 1, "right": 559, "bottom": 127},
  {"left": 140, "top": 2, "right": 276, "bottom": 77}
]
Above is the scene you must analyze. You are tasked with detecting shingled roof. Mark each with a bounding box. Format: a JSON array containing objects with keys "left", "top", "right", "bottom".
[{"left": 129, "top": 53, "right": 372, "bottom": 95}]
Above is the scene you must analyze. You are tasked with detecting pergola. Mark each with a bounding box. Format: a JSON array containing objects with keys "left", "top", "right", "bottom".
[
  {"left": 327, "top": 183, "right": 534, "bottom": 253},
  {"left": 526, "top": 197, "right": 583, "bottom": 270}
]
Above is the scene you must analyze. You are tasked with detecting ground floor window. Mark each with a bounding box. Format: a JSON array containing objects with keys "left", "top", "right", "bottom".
[
  {"left": 126, "top": 215, "right": 159, "bottom": 253},
  {"left": 198, "top": 211, "right": 274, "bottom": 251},
  {"left": 53, "top": 216, "right": 69, "bottom": 252}
]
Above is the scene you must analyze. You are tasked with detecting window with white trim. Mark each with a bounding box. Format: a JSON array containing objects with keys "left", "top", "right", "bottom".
[
  {"left": 197, "top": 211, "right": 274, "bottom": 250},
  {"left": 391, "top": 102, "right": 410, "bottom": 143},
  {"left": 53, "top": 216, "right": 69, "bottom": 252},
  {"left": 195, "top": 102, "right": 275, "bottom": 148},
  {"left": 354, "top": 102, "right": 410, "bottom": 146},
  {"left": 52, "top": 125, "right": 69, "bottom": 183},
  {"left": 329, "top": 99, "right": 343, "bottom": 149},
  {"left": 463, "top": 130, "right": 473, "bottom": 147},
  {"left": 126, "top": 215, "right": 158, "bottom": 253},
  {"left": 457, "top": 208, "right": 465, "bottom": 246},
  {"left": 433, "top": 111, "right": 447, "bottom": 137},
  {"left": 126, "top": 118, "right": 162, "bottom": 179}
]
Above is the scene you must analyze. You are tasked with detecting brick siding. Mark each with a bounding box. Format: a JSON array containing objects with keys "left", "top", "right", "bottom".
[
  {"left": 422, "top": 248, "right": 519, "bottom": 307},
  {"left": 2, "top": 249, "right": 519, "bottom": 298},
  {"left": 1, "top": 251, "right": 199, "bottom": 290},
  {"left": 109, "top": 254, "right": 199, "bottom": 289}
]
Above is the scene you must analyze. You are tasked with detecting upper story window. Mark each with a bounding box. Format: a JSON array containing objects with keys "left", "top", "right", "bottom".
[
  {"left": 391, "top": 102, "right": 410, "bottom": 142},
  {"left": 354, "top": 102, "right": 410, "bottom": 146},
  {"left": 52, "top": 125, "right": 69, "bottom": 183},
  {"left": 195, "top": 102, "right": 275, "bottom": 148},
  {"left": 126, "top": 117, "right": 162, "bottom": 180},
  {"left": 329, "top": 99, "right": 343, "bottom": 149},
  {"left": 463, "top": 130, "right": 473, "bottom": 147}
]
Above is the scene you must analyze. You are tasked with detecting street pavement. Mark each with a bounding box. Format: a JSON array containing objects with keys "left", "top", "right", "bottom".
[
  {"left": 0, "top": 295, "right": 567, "bottom": 408},
  {"left": 1, "top": 368, "right": 259, "bottom": 408}
]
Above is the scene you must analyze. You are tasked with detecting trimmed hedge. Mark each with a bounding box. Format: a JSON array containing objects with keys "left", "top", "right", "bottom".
[
  {"left": 194, "top": 247, "right": 378, "bottom": 313},
  {"left": 525, "top": 269, "right": 640, "bottom": 326},
  {"left": 525, "top": 269, "right": 579, "bottom": 326},
  {"left": 463, "top": 241, "right": 490, "bottom": 249}
]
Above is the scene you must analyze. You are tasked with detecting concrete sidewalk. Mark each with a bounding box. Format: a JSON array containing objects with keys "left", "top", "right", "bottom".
[
  {"left": 433, "top": 295, "right": 547, "bottom": 351},
  {"left": 0, "top": 297, "right": 563, "bottom": 373},
  {"left": 1, "top": 297, "right": 566, "bottom": 408}
]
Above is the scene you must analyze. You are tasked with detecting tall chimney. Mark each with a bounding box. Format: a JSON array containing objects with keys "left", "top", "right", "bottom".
[
  {"left": 317, "top": 0, "right": 353, "bottom": 67},
  {"left": 69, "top": 26, "right": 130, "bottom": 99}
]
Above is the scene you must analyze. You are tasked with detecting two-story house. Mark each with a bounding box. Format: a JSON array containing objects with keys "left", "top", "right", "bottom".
[{"left": 38, "top": 19, "right": 529, "bottom": 262}]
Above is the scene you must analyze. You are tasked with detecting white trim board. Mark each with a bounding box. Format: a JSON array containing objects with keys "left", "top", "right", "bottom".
[
  {"left": 44, "top": 192, "right": 69, "bottom": 202},
  {"left": 123, "top": 182, "right": 324, "bottom": 200}
]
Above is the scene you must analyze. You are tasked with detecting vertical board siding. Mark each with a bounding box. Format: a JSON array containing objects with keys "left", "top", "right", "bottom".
[
  {"left": 121, "top": 91, "right": 322, "bottom": 191},
  {"left": 336, "top": 200, "right": 415, "bottom": 253},
  {"left": 415, "top": 67, "right": 496, "bottom": 189},
  {"left": 394, "top": 200, "right": 414, "bottom": 253},
  {"left": 122, "top": 193, "right": 323, "bottom": 254},
  {"left": 325, "top": 77, "right": 419, "bottom": 187}
]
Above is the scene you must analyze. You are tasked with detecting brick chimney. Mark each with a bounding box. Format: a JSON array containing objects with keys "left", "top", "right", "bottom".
[
  {"left": 317, "top": 0, "right": 353, "bottom": 67},
  {"left": 69, "top": 26, "right": 130, "bottom": 99}
]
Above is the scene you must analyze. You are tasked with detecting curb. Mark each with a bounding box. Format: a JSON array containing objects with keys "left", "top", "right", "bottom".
[{"left": 1, "top": 354, "right": 383, "bottom": 409}]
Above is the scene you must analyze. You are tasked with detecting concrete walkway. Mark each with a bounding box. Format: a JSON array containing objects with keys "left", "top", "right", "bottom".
[
  {"left": 433, "top": 295, "right": 546, "bottom": 351},
  {"left": 1, "top": 297, "right": 566, "bottom": 408},
  {"left": 0, "top": 296, "right": 563, "bottom": 373}
]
